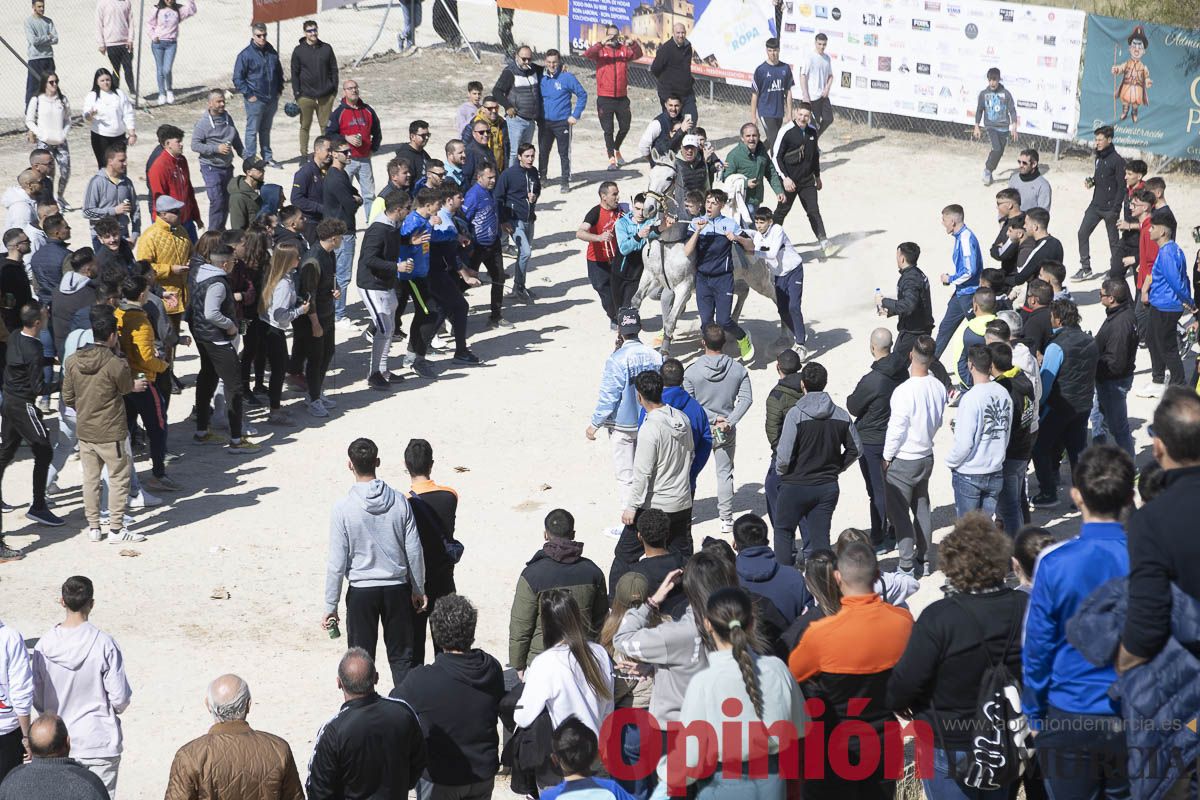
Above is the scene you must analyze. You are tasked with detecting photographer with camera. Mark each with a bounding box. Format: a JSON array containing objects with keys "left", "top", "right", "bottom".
[{"left": 583, "top": 24, "right": 643, "bottom": 171}]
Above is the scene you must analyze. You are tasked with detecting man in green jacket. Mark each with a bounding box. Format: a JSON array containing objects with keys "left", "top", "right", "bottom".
[
  {"left": 227, "top": 157, "right": 266, "bottom": 231},
  {"left": 764, "top": 348, "right": 803, "bottom": 524},
  {"left": 724, "top": 123, "right": 783, "bottom": 212}
]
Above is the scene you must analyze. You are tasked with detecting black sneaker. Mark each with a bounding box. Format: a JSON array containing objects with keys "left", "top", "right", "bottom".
[
  {"left": 1030, "top": 492, "right": 1059, "bottom": 508},
  {"left": 367, "top": 372, "right": 390, "bottom": 390},
  {"left": 252, "top": 383, "right": 269, "bottom": 396},
  {"left": 383, "top": 371, "right": 404, "bottom": 383},
  {"left": 409, "top": 359, "right": 438, "bottom": 379},
  {"left": 561, "top": 179, "right": 571, "bottom": 193},
  {"left": 453, "top": 350, "right": 482, "bottom": 365},
  {"left": 26, "top": 506, "right": 65, "bottom": 527},
  {"left": 1071, "top": 267, "right": 1093, "bottom": 281},
  {"left": 487, "top": 315, "right": 514, "bottom": 329},
  {"left": 0, "top": 545, "right": 24, "bottom": 562}
]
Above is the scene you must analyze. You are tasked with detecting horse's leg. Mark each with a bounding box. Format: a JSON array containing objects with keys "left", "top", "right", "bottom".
[{"left": 732, "top": 278, "right": 750, "bottom": 324}]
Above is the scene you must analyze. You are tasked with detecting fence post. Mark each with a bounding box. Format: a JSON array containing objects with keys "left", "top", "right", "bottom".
[
  {"left": 276, "top": 21, "right": 281, "bottom": 50},
  {"left": 867, "top": 110, "right": 872, "bottom": 127},
  {"left": 709, "top": 80, "right": 714, "bottom": 101},
  {"left": 1055, "top": 138, "right": 1062, "bottom": 160},
  {"left": 135, "top": 0, "right": 146, "bottom": 108}
]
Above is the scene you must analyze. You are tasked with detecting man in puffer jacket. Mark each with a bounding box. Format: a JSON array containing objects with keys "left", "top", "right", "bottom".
[
  {"left": 764, "top": 348, "right": 803, "bottom": 523},
  {"left": 492, "top": 47, "right": 542, "bottom": 166}
]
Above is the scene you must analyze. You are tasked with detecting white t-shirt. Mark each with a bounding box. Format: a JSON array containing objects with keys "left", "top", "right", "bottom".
[
  {"left": 801, "top": 52, "right": 832, "bottom": 100},
  {"left": 752, "top": 224, "right": 803, "bottom": 277}
]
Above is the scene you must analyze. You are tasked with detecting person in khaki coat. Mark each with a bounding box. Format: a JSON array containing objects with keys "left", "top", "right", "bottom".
[
  {"left": 61, "top": 306, "right": 143, "bottom": 544},
  {"left": 164, "top": 674, "right": 303, "bottom": 800}
]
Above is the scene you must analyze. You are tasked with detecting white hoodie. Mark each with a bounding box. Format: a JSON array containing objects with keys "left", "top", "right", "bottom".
[
  {"left": 32, "top": 622, "right": 131, "bottom": 758},
  {"left": 25, "top": 94, "right": 70, "bottom": 145},
  {"left": 0, "top": 620, "right": 32, "bottom": 738},
  {"left": 629, "top": 404, "right": 695, "bottom": 513}
]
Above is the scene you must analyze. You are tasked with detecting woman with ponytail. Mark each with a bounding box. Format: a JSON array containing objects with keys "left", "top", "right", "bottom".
[{"left": 662, "top": 587, "right": 807, "bottom": 798}]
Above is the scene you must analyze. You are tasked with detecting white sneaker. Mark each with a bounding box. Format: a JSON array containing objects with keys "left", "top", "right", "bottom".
[
  {"left": 792, "top": 344, "right": 810, "bottom": 361},
  {"left": 108, "top": 529, "right": 147, "bottom": 544},
  {"left": 166, "top": 90, "right": 175, "bottom": 104},
  {"left": 602, "top": 525, "right": 624, "bottom": 539},
  {"left": 318, "top": 394, "right": 337, "bottom": 408},
  {"left": 720, "top": 519, "right": 733, "bottom": 536},
  {"left": 243, "top": 424, "right": 259, "bottom": 437},
  {"left": 308, "top": 399, "right": 329, "bottom": 418},
  {"left": 88, "top": 528, "right": 103, "bottom": 543},
  {"left": 129, "top": 490, "right": 163, "bottom": 509},
  {"left": 1137, "top": 382, "right": 1164, "bottom": 398},
  {"left": 156, "top": 95, "right": 168, "bottom": 107}
]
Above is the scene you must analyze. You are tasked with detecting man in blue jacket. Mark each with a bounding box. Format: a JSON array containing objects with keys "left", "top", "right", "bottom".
[
  {"left": 933, "top": 203, "right": 982, "bottom": 358},
  {"left": 462, "top": 165, "right": 507, "bottom": 329},
  {"left": 494, "top": 143, "right": 540, "bottom": 303},
  {"left": 233, "top": 23, "right": 284, "bottom": 168},
  {"left": 537, "top": 49, "right": 587, "bottom": 193},
  {"left": 1023, "top": 444, "right": 1133, "bottom": 800},
  {"left": 1141, "top": 208, "right": 1195, "bottom": 394},
  {"left": 586, "top": 307, "right": 663, "bottom": 537},
  {"left": 732, "top": 513, "right": 810, "bottom": 624}
]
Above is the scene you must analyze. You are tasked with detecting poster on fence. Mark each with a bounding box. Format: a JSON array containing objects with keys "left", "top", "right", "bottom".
[
  {"left": 567, "top": 0, "right": 777, "bottom": 86},
  {"left": 253, "top": 0, "right": 317, "bottom": 24},
  {"left": 778, "top": 0, "right": 1085, "bottom": 139},
  {"left": 1079, "top": 15, "right": 1200, "bottom": 159}
]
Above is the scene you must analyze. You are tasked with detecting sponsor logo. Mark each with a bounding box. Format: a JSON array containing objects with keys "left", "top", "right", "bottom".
[
  {"left": 912, "top": 18, "right": 931, "bottom": 30},
  {"left": 871, "top": 79, "right": 890, "bottom": 89},
  {"left": 832, "top": 7, "right": 842, "bottom": 20},
  {"left": 856, "top": 76, "right": 868, "bottom": 88},
  {"left": 840, "top": 71, "right": 853, "bottom": 88},
  {"left": 864, "top": 33, "right": 879, "bottom": 46},
  {"left": 897, "top": 100, "right": 916, "bottom": 111},
  {"left": 946, "top": 4, "right": 961, "bottom": 14},
  {"left": 964, "top": 23, "right": 978, "bottom": 39},
  {"left": 898, "top": 60, "right": 911, "bottom": 73},
  {"left": 939, "top": 86, "right": 953, "bottom": 98},
  {"left": 914, "top": 83, "right": 934, "bottom": 96},
  {"left": 878, "top": 56, "right": 892, "bottom": 71},
  {"left": 799, "top": 4, "right": 813, "bottom": 15},
  {"left": 918, "top": 101, "right": 938, "bottom": 114},
  {"left": 917, "top": 62, "right": 931, "bottom": 74},
  {"left": 1039, "top": 55, "right": 1058, "bottom": 68},
  {"left": 863, "top": 12, "right": 883, "bottom": 25},
  {"left": 785, "top": 22, "right": 797, "bottom": 32},
  {"left": 1042, "top": 35, "right": 1056, "bottom": 46},
  {"left": 815, "top": 5, "right": 828, "bottom": 17},
  {"left": 924, "top": 0, "right": 940, "bottom": 9},
  {"left": 846, "top": 32, "right": 861, "bottom": 43},
  {"left": 1016, "top": 99, "right": 1038, "bottom": 109},
  {"left": 999, "top": 7, "right": 1014, "bottom": 21},
  {"left": 1052, "top": 122, "right": 1069, "bottom": 133}
]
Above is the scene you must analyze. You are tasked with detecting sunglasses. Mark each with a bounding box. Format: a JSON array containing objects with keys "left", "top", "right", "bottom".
[
  {"left": 484, "top": 105, "right": 499, "bottom": 112},
  {"left": 417, "top": 132, "right": 431, "bottom": 138},
  {"left": 336, "top": 149, "right": 351, "bottom": 156},
  {"left": 47, "top": 79, "right": 58, "bottom": 85},
  {"left": 519, "top": 56, "right": 531, "bottom": 62},
  {"left": 428, "top": 171, "right": 446, "bottom": 178},
  {"left": 305, "top": 28, "right": 318, "bottom": 33},
  {"left": 474, "top": 129, "right": 488, "bottom": 135}
]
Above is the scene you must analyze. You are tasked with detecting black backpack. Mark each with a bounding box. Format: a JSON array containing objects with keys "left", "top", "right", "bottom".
[{"left": 939, "top": 597, "right": 1033, "bottom": 790}]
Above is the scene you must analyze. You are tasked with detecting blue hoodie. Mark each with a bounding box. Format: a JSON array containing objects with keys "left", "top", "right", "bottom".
[
  {"left": 463, "top": 184, "right": 499, "bottom": 246},
  {"left": 734, "top": 545, "right": 812, "bottom": 622},
  {"left": 639, "top": 385, "right": 712, "bottom": 489},
  {"left": 590, "top": 339, "right": 664, "bottom": 431},
  {"left": 540, "top": 68, "right": 588, "bottom": 122},
  {"left": 1147, "top": 240, "right": 1193, "bottom": 313},
  {"left": 399, "top": 210, "right": 433, "bottom": 279}
]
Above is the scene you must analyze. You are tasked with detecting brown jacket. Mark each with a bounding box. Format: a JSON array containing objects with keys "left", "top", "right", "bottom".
[
  {"left": 164, "top": 720, "right": 304, "bottom": 800},
  {"left": 62, "top": 344, "right": 132, "bottom": 444}
]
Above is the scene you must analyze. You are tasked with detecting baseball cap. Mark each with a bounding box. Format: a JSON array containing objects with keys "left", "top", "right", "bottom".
[
  {"left": 154, "top": 195, "right": 184, "bottom": 214},
  {"left": 243, "top": 156, "right": 267, "bottom": 173},
  {"left": 617, "top": 306, "right": 642, "bottom": 335},
  {"left": 681, "top": 134, "right": 701, "bottom": 149}
]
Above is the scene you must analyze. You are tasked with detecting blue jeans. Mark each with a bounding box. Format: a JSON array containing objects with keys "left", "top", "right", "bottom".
[
  {"left": 1037, "top": 707, "right": 1130, "bottom": 800},
  {"left": 772, "top": 265, "right": 805, "bottom": 345},
  {"left": 511, "top": 219, "right": 534, "bottom": 290},
  {"left": 345, "top": 158, "right": 375, "bottom": 224},
  {"left": 243, "top": 95, "right": 280, "bottom": 162},
  {"left": 335, "top": 233, "right": 356, "bottom": 320},
  {"left": 1091, "top": 375, "right": 1135, "bottom": 458},
  {"left": 997, "top": 458, "right": 1028, "bottom": 537},
  {"left": 695, "top": 271, "right": 745, "bottom": 340},
  {"left": 151, "top": 40, "right": 177, "bottom": 97},
  {"left": 397, "top": 0, "right": 423, "bottom": 48},
  {"left": 506, "top": 116, "right": 535, "bottom": 166},
  {"left": 952, "top": 470, "right": 1002, "bottom": 519},
  {"left": 935, "top": 292, "right": 974, "bottom": 358},
  {"left": 923, "top": 748, "right": 1011, "bottom": 800},
  {"left": 199, "top": 164, "right": 233, "bottom": 230}
]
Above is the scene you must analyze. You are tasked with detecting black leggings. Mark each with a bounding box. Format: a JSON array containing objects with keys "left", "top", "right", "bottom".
[
  {"left": 264, "top": 326, "right": 288, "bottom": 409},
  {"left": 294, "top": 316, "right": 335, "bottom": 401},
  {"left": 597, "top": 96, "right": 632, "bottom": 156},
  {"left": 90, "top": 131, "right": 127, "bottom": 169},
  {"left": 240, "top": 317, "right": 268, "bottom": 390}
]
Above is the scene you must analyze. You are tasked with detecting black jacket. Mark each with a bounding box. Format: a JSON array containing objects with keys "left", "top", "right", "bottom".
[
  {"left": 29, "top": 238, "right": 71, "bottom": 305},
  {"left": 307, "top": 693, "right": 427, "bottom": 800},
  {"left": 356, "top": 219, "right": 400, "bottom": 292},
  {"left": 323, "top": 167, "right": 360, "bottom": 229},
  {"left": 650, "top": 38, "right": 695, "bottom": 97},
  {"left": 0, "top": 259, "right": 33, "bottom": 333},
  {"left": 1047, "top": 325, "right": 1099, "bottom": 416},
  {"left": 1125, "top": 466, "right": 1200, "bottom": 659},
  {"left": 1090, "top": 144, "right": 1127, "bottom": 214},
  {"left": 273, "top": 223, "right": 308, "bottom": 256},
  {"left": 1017, "top": 304, "right": 1053, "bottom": 356},
  {"left": 882, "top": 265, "right": 934, "bottom": 334},
  {"left": 462, "top": 138, "right": 498, "bottom": 191},
  {"left": 1011, "top": 234, "right": 1064, "bottom": 288},
  {"left": 626, "top": 552, "right": 688, "bottom": 618},
  {"left": 997, "top": 369, "right": 1036, "bottom": 461},
  {"left": 1095, "top": 300, "right": 1138, "bottom": 381},
  {"left": 3, "top": 331, "right": 44, "bottom": 403},
  {"left": 408, "top": 494, "right": 456, "bottom": 600},
  {"left": 846, "top": 352, "right": 909, "bottom": 446},
  {"left": 395, "top": 143, "right": 432, "bottom": 181},
  {"left": 290, "top": 158, "right": 327, "bottom": 221},
  {"left": 291, "top": 37, "right": 339, "bottom": 100},
  {"left": 393, "top": 650, "right": 504, "bottom": 787},
  {"left": 492, "top": 61, "right": 544, "bottom": 120},
  {"left": 776, "top": 392, "right": 861, "bottom": 486},
  {"left": 95, "top": 240, "right": 137, "bottom": 278},
  {"left": 886, "top": 588, "right": 1027, "bottom": 750},
  {"left": 989, "top": 217, "right": 1021, "bottom": 276},
  {"left": 299, "top": 246, "right": 337, "bottom": 320},
  {"left": 775, "top": 123, "right": 820, "bottom": 183}
]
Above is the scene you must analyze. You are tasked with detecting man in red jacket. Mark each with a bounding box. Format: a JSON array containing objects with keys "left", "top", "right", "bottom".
[
  {"left": 147, "top": 124, "right": 203, "bottom": 242},
  {"left": 326, "top": 80, "right": 382, "bottom": 224},
  {"left": 583, "top": 24, "right": 642, "bottom": 171}
]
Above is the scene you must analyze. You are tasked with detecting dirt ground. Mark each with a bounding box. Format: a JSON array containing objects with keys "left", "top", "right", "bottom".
[{"left": 0, "top": 42, "right": 1197, "bottom": 799}]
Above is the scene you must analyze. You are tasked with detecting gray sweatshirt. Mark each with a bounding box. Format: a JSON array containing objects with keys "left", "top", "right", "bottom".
[
  {"left": 682, "top": 353, "right": 753, "bottom": 428},
  {"left": 325, "top": 479, "right": 425, "bottom": 612},
  {"left": 25, "top": 15, "right": 58, "bottom": 60},
  {"left": 613, "top": 605, "right": 707, "bottom": 724},
  {"left": 262, "top": 272, "right": 303, "bottom": 331},
  {"left": 944, "top": 380, "right": 1012, "bottom": 474},
  {"left": 196, "top": 262, "right": 236, "bottom": 345},
  {"left": 191, "top": 112, "right": 245, "bottom": 170},
  {"left": 628, "top": 404, "right": 694, "bottom": 513},
  {"left": 82, "top": 170, "right": 140, "bottom": 238}
]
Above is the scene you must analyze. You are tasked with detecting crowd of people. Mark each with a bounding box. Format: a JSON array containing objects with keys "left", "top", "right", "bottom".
[{"left": 2, "top": 4, "right": 1200, "bottom": 800}]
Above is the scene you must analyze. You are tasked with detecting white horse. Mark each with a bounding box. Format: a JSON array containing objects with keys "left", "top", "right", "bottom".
[{"left": 633, "top": 159, "right": 782, "bottom": 355}]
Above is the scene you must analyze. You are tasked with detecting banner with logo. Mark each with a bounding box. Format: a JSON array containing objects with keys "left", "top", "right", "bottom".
[
  {"left": 567, "top": 0, "right": 777, "bottom": 86},
  {"left": 499, "top": 0, "right": 570, "bottom": 15},
  {"left": 253, "top": 0, "right": 317, "bottom": 24},
  {"left": 1078, "top": 15, "right": 1200, "bottom": 158},
  {"left": 778, "top": 0, "right": 1085, "bottom": 139}
]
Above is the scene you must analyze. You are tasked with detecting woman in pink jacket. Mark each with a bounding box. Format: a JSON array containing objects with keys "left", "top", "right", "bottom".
[
  {"left": 95, "top": 0, "right": 135, "bottom": 91},
  {"left": 145, "top": 0, "right": 196, "bottom": 106}
]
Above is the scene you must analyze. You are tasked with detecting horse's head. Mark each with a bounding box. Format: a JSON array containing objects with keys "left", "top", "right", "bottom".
[{"left": 644, "top": 162, "right": 677, "bottom": 219}]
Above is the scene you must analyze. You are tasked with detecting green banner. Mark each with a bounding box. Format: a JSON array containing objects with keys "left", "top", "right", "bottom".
[{"left": 1079, "top": 14, "right": 1200, "bottom": 158}]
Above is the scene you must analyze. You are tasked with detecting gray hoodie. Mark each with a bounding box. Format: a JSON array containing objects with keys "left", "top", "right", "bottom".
[
  {"left": 31, "top": 622, "right": 131, "bottom": 759},
  {"left": 629, "top": 404, "right": 694, "bottom": 513},
  {"left": 82, "top": 169, "right": 140, "bottom": 239},
  {"left": 326, "top": 479, "right": 426, "bottom": 612},
  {"left": 613, "top": 605, "right": 707, "bottom": 724},
  {"left": 683, "top": 353, "right": 753, "bottom": 428}
]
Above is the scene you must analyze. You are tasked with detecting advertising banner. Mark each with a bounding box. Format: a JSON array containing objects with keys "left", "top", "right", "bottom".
[
  {"left": 568, "top": 0, "right": 777, "bottom": 86},
  {"left": 778, "top": 0, "right": 1085, "bottom": 139},
  {"left": 1079, "top": 15, "right": 1200, "bottom": 159},
  {"left": 253, "top": 0, "right": 318, "bottom": 24},
  {"left": 499, "top": 0, "right": 570, "bottom": 15}
]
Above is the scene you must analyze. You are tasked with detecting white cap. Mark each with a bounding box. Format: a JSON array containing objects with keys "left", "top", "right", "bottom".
[{"left": 681, "top": 134, "right": 701, "bottom": 149}]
